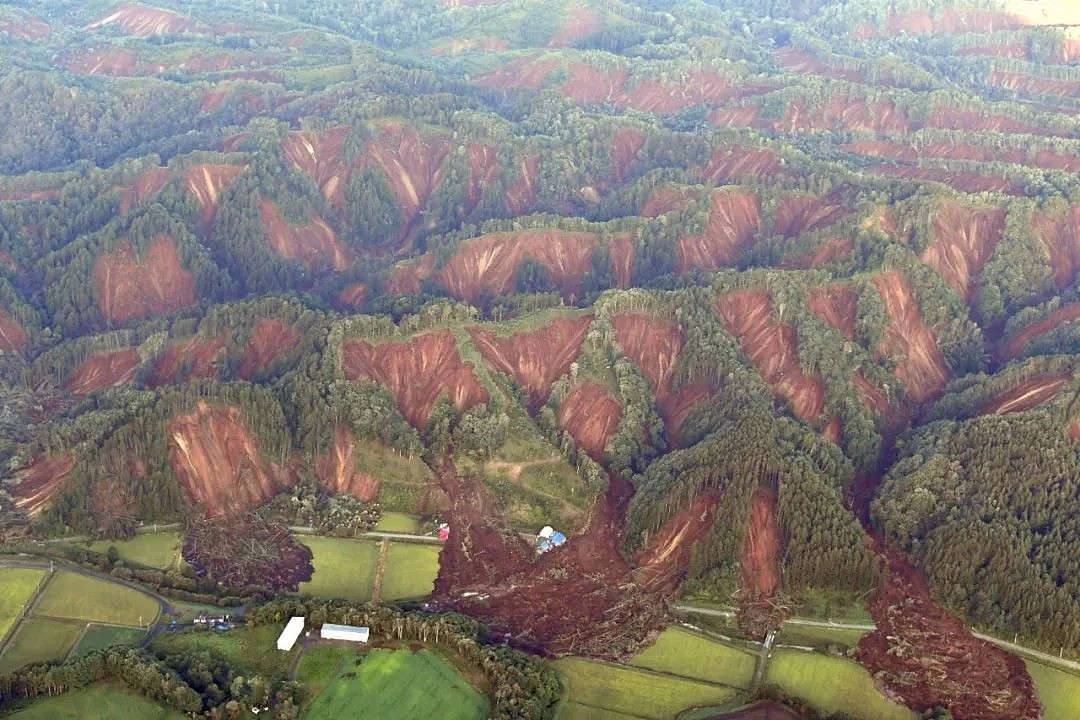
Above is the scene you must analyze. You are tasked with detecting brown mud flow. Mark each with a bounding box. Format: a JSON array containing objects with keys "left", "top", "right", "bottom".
[{"left": 433, "top": 458, "right": 713, "bottom": 660}]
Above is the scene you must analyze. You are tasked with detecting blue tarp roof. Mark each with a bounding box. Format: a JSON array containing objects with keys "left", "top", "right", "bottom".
[{"left": 551, "top": 532, "right": 567, "bottom": 546}]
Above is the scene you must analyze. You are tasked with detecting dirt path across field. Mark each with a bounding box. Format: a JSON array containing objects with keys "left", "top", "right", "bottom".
[{"left": 370, "top": 540, "right": 390, "bottom": 603}]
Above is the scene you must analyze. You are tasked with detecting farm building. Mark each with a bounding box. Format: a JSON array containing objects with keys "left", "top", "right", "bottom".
[
  {"left": 537, "top": 525, "right": 567, "bottom": 553},
  {"left": 277, "top": 616, "right": 305, "bottom": 651},
  {"left": 321, "top": 623, "right": 370, "bottom": 643}
]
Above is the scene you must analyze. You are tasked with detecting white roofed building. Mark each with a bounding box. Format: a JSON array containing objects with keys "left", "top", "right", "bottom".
[
  {"left": 321, "top": 623, "right": 370, "bottom": 643},
  {"left": 277, "top": 616, "right": 305, "bottom": 651}
]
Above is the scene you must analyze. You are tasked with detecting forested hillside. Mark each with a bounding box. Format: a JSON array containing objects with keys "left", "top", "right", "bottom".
[{"left": 2, "top": 0, "right": 1080, "bottom": 716}]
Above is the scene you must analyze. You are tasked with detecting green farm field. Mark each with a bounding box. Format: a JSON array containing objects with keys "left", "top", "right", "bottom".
[
  {"left": 629, "top": 627, "right": 755, "bottom": 689},
  {"left": 1025, "top": 660, "right": 1080, "bottom": 720},
  {"left": 71, "top": 625, "right": 147, "bottom": 657},
  {"left": 300, "top": 536, "right": 379, "bottom": 602},
  {"left": 296, "top": 645, "right": 355, "bottom": 691},
  {"left": 87, "top": 533, "right": 180, "bottom": 569},
  {"left": 775, "top": 624, "right": 867, "bottom": 648},
  {"left": 0, "top": 568, "right": 44, "bottom": 640},
  {"left": 764, "top": 651, "right": 915, "bottom": 720},
  {"left": 305, "top": 648, "right": 489, "bottom": 720},
  {"left": 153, "top": 625, "right": 295, "bottom": 679},
  {"left": 8, "top": 680, "right": 186, "bottom": 720},
  {"left": 381, "top": 543, "right": 441, "bottom": 601},
  {"left": 34, "top": 572, "right": 160, "bottom": 627},
  {"left": 0, "top": 618, "right": 83, "bottom": 672},
  {"left": 553, "top": 657, "right": 740, "bottom": 719},
  {"left": 375, "top": 512, "right": 423, "bottom": 534}
]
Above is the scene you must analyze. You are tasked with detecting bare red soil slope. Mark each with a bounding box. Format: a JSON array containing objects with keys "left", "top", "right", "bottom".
[
  {"left": 465, "top": 143, "right": 499, "bottom": 215},
  {"left": 564, "top": 64, "right": 771, "bottom": 114},
  {"left": 364, "top": 123, "right": 452, "bottom": 239},
  {"left": 0, "top": 310, "right": 28, "bottom": 354},
  {"left": 260, "top": 201, "right": 353, "bottom": 272},
  {"left": 612, "top": 313, "right": 711, "bottom": 438},
  {"left": 883, "top": 9, "right": 1025, "bottom": 36},
  {"left": 1033, "top": 206, "right": 1080, "bottom": 289},
  {"left": 0, "top": 14, "right": 51, "bottom": 40},
  {"left": 282, "top": 128, "right": 351, "bottom": 207},
  {"left": 1003, "top": 304, "right": 1080, "bottom": 360},
  {"left": 858, "top": 544, "right": 1040, "bottom": 720},
  {"left": 922, "top": 201, "right": 1006, "bottom": 304},
  {"left": 774, "top": 194, "right": 850, "bottom": 237},
  {"left": 717, "top": 289, "right": 825, "bottom": 421},
  {"left": 610, "top": 235, "right": 636, "bottom": 288},
  {"left": 341, "top": 329, "right": 489, "bottom": 429},
  {"left": 556, "top": 382, "right": 622, "bottom": 460},
  {"left": 68, "top": 348, "right": 141, "bottom": 395},
  {"left": 12, "top": 455, "right": 75, "bottom": 516},
  {"left": 702, "top": 145, "right": 783, "bottom": 184},
  {"left": 980, "top": 374, "right": 1071, "bottom": 415},
  {"left": 611, "top": 129, "right": 646, "bottom": 183},
  {"left": 168, "top": 402, "right": 288, "bottom": 517},
  {"left": 469, "top": 315, "right": 592, "bottom": 406},
  {"left": 677, "top": 189, "right": 762, "bottom": 273},
  {"left": 739, "top": 490, "right": 782, "bottom": 624},
  {"left": 185, "top": 165, "right": 244, "bottom": 228},
  {"left": 148, "top": 337, "right": 226, "bottom": 387},
  {"left": 337, "top": 283, "right": 368, "bottom": 311},
  {"left": 990, "top": 69, "right": 1080, "bottom": 98},
  {"left": 506, "top": 155, "right": 541, "bottom": 216},
  {"left": 872, "top": 272, "right": 950, "bottom": 404},
  {"left": 315, "top": 426, "right": 380, "bottom": 502},
  {"left": 634, "top": 491, "right": 722, "bottom": 583},
  {"left": 121, "top": 167, "right": 171, "bottom": 214},
  {"left": 87, "top": 3, "right": 195, "bottom": 37},
  {"left": 239, "top": 318, "right": 299, "bottom": 380},
  {"left": 779, "top": 238, "right": 854, "bottom": 270},
  {"left": 807, "top": 284, "right": 857, "bottom": 339},
  {"left": 866, "top": 165, "right": 1022, "bottom": 196},
  {"left": 437, "top": 230, "right": 597, "bottom": 303},
  {"left": 548, "top": 5, "right": 603, "bottom": 47},
  {"left": 93, "top": 237, "right": 196, "bottom": 325}
]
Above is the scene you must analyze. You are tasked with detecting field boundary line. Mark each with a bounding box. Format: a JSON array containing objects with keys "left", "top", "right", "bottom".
[
  {"left": 64, "top": 623, "right": 92, "bottom": 662},
  {"left": 562, "top": 699, "right": 654, "bottom": 719},
  {"left": 371, "top": 540, "right": 390, "bottom": 603},
  {"left": 0, "top": 569, "right": 55, "bottom": 664}
]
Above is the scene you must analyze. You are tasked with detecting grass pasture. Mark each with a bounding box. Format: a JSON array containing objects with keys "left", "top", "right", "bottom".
[
  {"left": 71, "top": 625, "right": 147, "bottom": 657},
  {"left": 629, "top": 627, "right": 755, "bottom": 689},
  {"left": 0, "top": 618, "right": 83, "bottom": 672},
  {"left": 8, "top": 679, "right": 186, "bottom": 719},
  {"left": 0, "top": 568, "right": 44, "bottom": 640},
  {"left": 1025, "top": 660, "right": 1080, "bottom": 720},
  {"left": 87, "top": 533, "right": 180, "bottom": 569},
  {"left": 775, "top": 624, "right": 867, "bottom": 649},
  {"left": 305, "top": 648, "right": 489, "bottom": 720},
  {"left": 296, "top": 645, "right": 355, "bottom": 690},
  {"left": 300, "top": 536, "right": 380, "bottom": 601},
  {"left": 376, "top": 512, "right": 423, "bottom": 534},
  {"left": 764, "top": 650, "right": 914, "bottom": 720},
  {"left": 34, "top": 572, "right": 159, "bottom": 627},
  {"left": 381, "top": 543, "right": 441, "bottom": 602},
  {"left": 152, "top": 625, "right": 294, "bottom": 680},
  {"left": 554, "top": 657, "right": 740, "bottom": 719}
]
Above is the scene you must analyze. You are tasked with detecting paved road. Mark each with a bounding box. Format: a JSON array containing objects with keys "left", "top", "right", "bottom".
[{"left": 676, "top": 604, "right": 1080, "bottom": 673}]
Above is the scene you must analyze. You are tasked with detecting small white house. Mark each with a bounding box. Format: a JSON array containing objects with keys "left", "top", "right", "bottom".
[
  {"left": 321, "top": 623, "right": 370, "bottom": 643},
  {"left": 277, "top": 616, "right": 305, "bottom": 651}
]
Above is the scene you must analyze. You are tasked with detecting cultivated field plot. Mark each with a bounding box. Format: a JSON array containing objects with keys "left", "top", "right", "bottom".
[
  {"left": 629, "top": 627, "right": 756, "bottom": 689},
  {"left": 774, "top": 624, "right": 867, "bottom": 648},
  {"left": 305, "top": 648, "right": 489, "bottom": 720},
  {"left": 764, "top": 651, "right": 914, "bottom": 720},
  {"left": 375, "top": 512, "right": 423, "bottom": 534},
  {"left": 0, "top": 568, "right": 45, "bottom": 639},
  {"left": 299, "top": 536, "right": 379, "bottom": 601},
  {"left": 153, "top": 625, "right": 295, "bottom": 679},
  {"left": 34, "top": 572, "right": 160, "bottom": 626},
  {"left": 8, "top": 679, "right": 186, "bottom": 719},
  {"left": 381, "top": 543, "right": 442, "bottom": 602},
  {"left": 87, "top": 532, "right": 181, "bottom": 568},
  {"left": 71, "top": 625, "right": 147, "bottom": 657},
  {"left": 1024, "top": 660, "right": 1080, "bottom": 720},
  {"left": 0, "top": 618, "right": 83, "bottom": 672},
  {"left": 296, "top": 645, "right": 355, "bottom": 690},
  {"left": 553, "top": 657, "right": 740, "bottom": 719}
]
